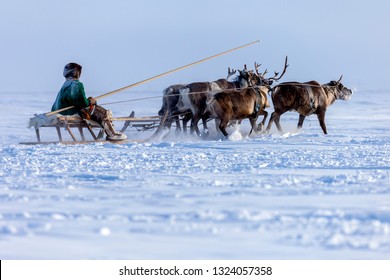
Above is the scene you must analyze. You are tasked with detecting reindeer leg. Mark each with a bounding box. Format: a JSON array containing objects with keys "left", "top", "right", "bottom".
[
  {"left": 267, "top": 109, "right": 287, "bottom": 134},
  {"left": 174, "top": 116, "right": 181, "bottom": 131},
  {"left": 200, "top": 116, "right": 209, "bottom": 135},
  {"left": 297, "top": 114, "right": 306, "bottom": 130},
  {"left": 214, "top": 118, "right": 223, "bottom": 137},
  {"left": 183, "top": 121, "right": 187, "bottom": 133},
  {"left": 219, "top": 119, "right": 229, "bottom": 138},
  {"left": 182, "top": 112, "right": 192, "bottom": 133},
  {"left": 266, "top": 111, "right": 280, "bottom": 133},
  {"left": 265, "top": 111, "right": 276, "bottom": 133},
  {"left": 189, "top": 119, "right": 195, "bottom": 134},
  {"left": 191, "top": 113, "right": 202, "bottom": 136},
  {"left": 249, "top": 118, "right": 257, "bottom": 135},
  {"left": 165, "top": 115, "right": 173, "bottom": 129},
  {"left": 274, "top": 113, "right": 283, "bottom": 134},
  {"left": 257, "top": 110, "right": 268, "bottom": 132},
  {"left": 316, "top": 109, "right": 328, "bottom": 134},
  {"left": 202, "top": 112, "right": 210, "bottom": 135}
]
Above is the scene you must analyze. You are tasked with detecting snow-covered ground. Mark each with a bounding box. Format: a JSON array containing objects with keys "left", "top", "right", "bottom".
[{"left": 0, "top": 87, "right": 389, "bottom": 259}]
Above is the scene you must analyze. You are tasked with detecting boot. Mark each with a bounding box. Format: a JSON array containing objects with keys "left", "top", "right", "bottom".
[{"left": 102, "top": 111, "right": 127, "bottom": 141}]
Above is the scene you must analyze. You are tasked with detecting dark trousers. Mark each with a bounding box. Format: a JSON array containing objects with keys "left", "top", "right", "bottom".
[{"left": 79, "top": 105, "right": 108, "bottom": 124}]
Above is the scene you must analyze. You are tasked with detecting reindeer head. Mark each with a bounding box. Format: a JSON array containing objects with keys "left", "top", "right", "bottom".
[
  {"left": 327, "top": 75, "right": 353, "bottom": 101},
  {"left": 253, "top": 62, "right": 272, "bottom": 87},
  {"left": 235, "top": 66, "right": 254, "bottom": 88}
]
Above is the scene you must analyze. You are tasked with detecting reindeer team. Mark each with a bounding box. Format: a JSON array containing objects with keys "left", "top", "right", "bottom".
[{"left": 158, "top": 56, "right": 353, "bottom": 138}]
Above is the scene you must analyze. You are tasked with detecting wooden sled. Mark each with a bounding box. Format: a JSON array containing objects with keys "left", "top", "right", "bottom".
[
  {"left": 21, "top": 111, "right": 164, "bottom": 145},
  {"left": 30, "top": 115, "right": 104, "bottom": 143}
]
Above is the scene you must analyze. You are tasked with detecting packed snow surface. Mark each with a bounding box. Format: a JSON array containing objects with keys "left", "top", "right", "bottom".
[{"left": 0, "top": 88, "right": 389, "bottom": 259}]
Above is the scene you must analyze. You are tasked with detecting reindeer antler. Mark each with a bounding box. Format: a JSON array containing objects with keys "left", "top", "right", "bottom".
[
  {"left": 269, "top": 56, "right": 289, "bottom": 81},
  {"left": 226, "top": 67, "right": 237, "bottom": 80},
  {"left": 254, "top": 62, "right": 261, "bottom": 75},
  {"left": 336, "top": 74, "right": 343, "bottom": 83},
  {"left": 254, "top": 62, "right": 268, "bottom": 77}
]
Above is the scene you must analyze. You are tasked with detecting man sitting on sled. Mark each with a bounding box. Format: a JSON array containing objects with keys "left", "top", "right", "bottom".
[{"left": 52, "top": 62, "right": 126, "bottom": 141}]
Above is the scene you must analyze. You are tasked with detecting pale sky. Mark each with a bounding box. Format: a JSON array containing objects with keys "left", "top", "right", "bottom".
[{"left": 1, "top": 0, "right": 389, "bottom": 97}]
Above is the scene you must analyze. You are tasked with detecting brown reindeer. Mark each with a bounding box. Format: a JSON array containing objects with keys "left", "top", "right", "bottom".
[
  {"left": 207, "top": 85, "right": 269, "bottom": 137},
  {"left": 265, "top": 75, "right": 353, "bottom": 134}
]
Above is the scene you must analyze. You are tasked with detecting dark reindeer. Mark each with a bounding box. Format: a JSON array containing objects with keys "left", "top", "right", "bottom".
[
  {"left": 158, "top": 84, "right": 189, "bottom": 131},
  {"left": 265, "top": 75, "right": 353, "bottom": 134},
  {"left": 173, "top": 68, "right": 252, "bottom": 136},
  {"left": 206, "top": 57, "right": 289, "bottom": 137}
]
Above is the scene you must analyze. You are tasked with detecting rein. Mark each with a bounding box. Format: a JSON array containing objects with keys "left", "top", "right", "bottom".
[
  {"left": 99, "top": 85, "right": 264, "bottom": 106},
  {"left": 99, "top": 82, "right": 340, "bottom": 107}
]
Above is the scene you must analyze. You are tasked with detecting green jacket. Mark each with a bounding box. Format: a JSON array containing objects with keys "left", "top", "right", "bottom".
[{"left": 51, "top": 79, "right": 90, "bottom": 115}]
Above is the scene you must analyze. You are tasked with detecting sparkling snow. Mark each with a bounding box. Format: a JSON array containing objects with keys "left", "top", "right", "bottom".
[{"left": 0, "top": 88, "right": 389, "bottom": 259}]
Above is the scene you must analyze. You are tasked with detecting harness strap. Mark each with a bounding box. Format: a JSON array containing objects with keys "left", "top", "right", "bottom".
[{"left": 253, "top": 86, "right": 263, "bottom": 115}]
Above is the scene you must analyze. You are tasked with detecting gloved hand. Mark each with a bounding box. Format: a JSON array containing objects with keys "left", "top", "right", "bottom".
[{"left": 88, "top": 97, "right": 97, "bottom": 106}]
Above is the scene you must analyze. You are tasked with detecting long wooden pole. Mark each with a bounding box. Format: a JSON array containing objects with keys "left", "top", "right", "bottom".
[{"left": 47, "top": 40, "right": 259, "bottom": 116}]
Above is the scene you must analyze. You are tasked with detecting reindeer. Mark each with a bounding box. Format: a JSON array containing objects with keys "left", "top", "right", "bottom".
[
  {"left": 252, "top": 56, "right": 289, "bottom": 131},
  {"left": 158, "top": 84, "right": 190, "bottom": 131},
  {"left": 206, "top": 86, "right": 268, "bottom": 137},
  {"left": 265, "top": 75, "right": 353, "bottom": 134},
  {"left": 206, "top": 57, "right": 289, "bottom": 137},
  {"left": 173, "top": 68, "right": 252, "bottom": 136}
]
